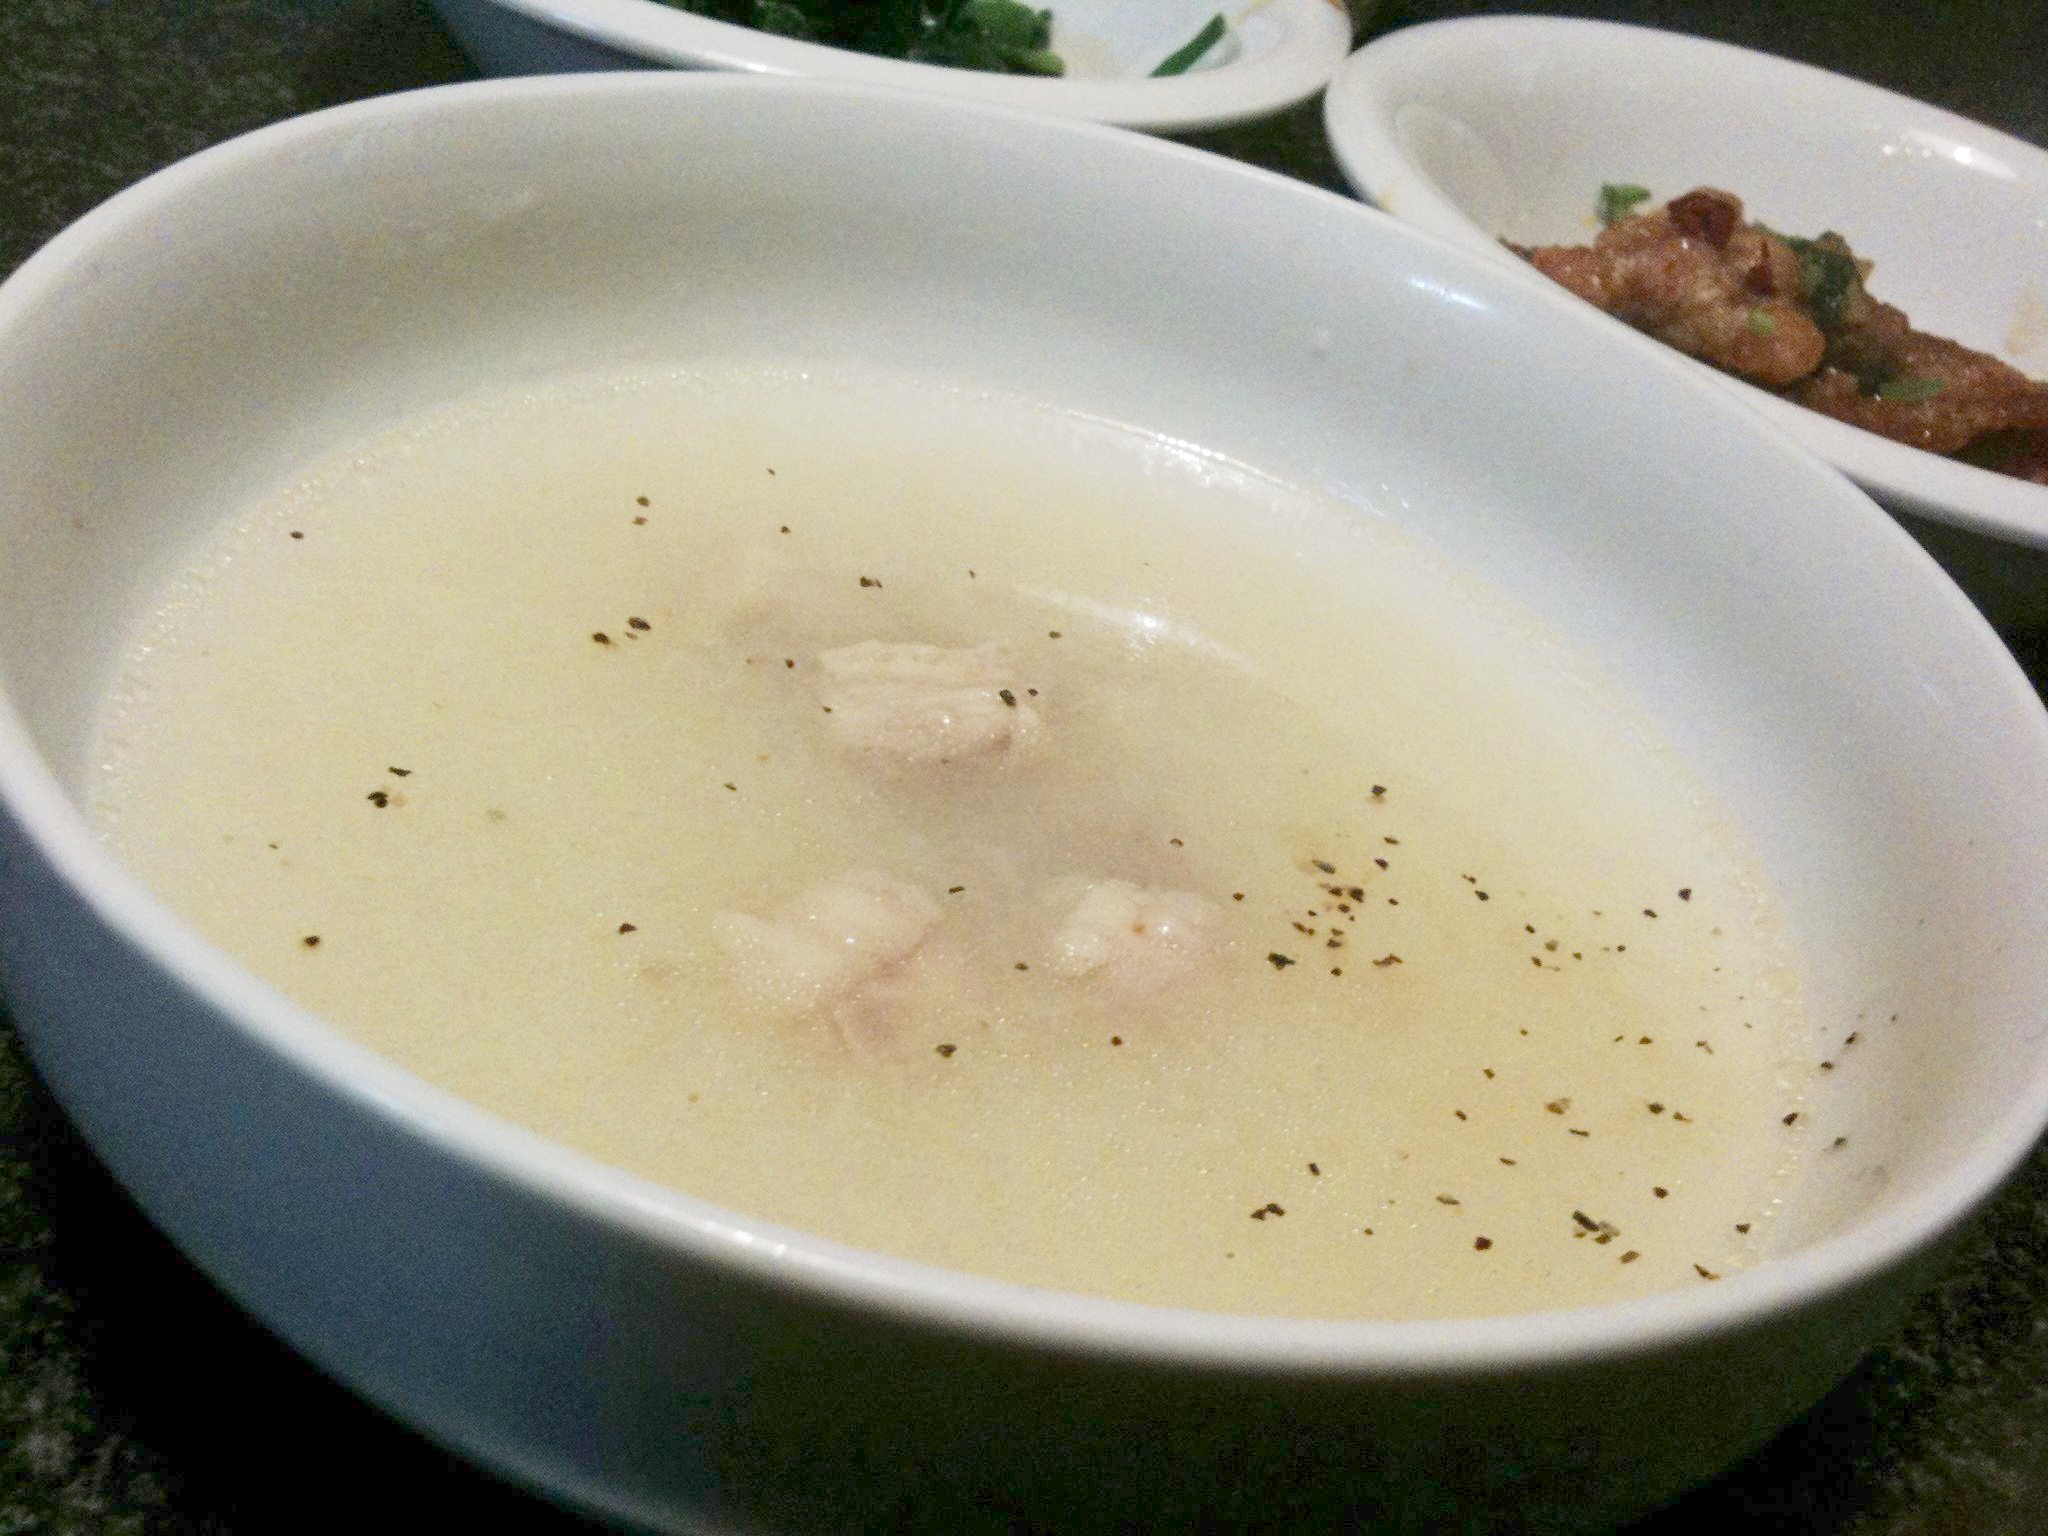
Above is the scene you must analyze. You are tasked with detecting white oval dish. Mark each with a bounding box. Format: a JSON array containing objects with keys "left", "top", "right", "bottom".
[
  {"left": 1322, "top": 15, "right": 2048, "bottom": 553},
  {"left": 430, "top": 0, "right": 1360, "bottom": 133},
  {"left": 1, "top": 72, "right": 2046, "bottom": 1532}
]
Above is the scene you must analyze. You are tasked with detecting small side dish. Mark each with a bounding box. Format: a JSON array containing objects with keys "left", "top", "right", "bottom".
[{"left": 1512, "top": 186, "right": 2048, "bottom": 484}]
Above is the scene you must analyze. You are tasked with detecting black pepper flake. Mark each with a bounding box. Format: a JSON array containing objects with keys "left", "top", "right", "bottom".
[
  {"left": 1048, "top": 630, "right": 1062, "bottom": 639},
  {"left": 1454, "top": 1110, "right": 1468, "bottom": 1121},
  {"left": 1648, "top": 1102, "right": 1666, "bottom": 1115},
  {"left": 387, "top": 766, "right": 412, "bottom": 777},
  {"left": 1545, "top": 1099, "right": 1569, "bottom": 1115},
  {"left": 779, "top": 525, "right": 790, "bottom": 534},
  {"left": 628, "top": 616, "right": 651, "bottom": 631},
  {"left": 1735, "top": 1223, "right": 1751, "bottom": 1233},
  {"left": 936, "top": 1043, "right": 957, "bottom": 1058},
  {"left": 1232, "top": 892, "right": 1245, "bottom": 902},
  {"left": 1643, "top": 908, "right": 1658, "bottom": 919},
  {"left": 1571, "top": 1210, "right": 1601, "bottom": 1232},
  {"left": 635, "top": 495, "right": 651, "bottom": 507},
  {"left": 1169, "top": 837, "right": 1184, "bottom": 848},
  {"left": 1619, "top": 1250, "right": 1640, "bottom": 1264},
  {"left": 1292, "top": 922, "right": 1315, "bottom": 936},
  {"left": 1782, "top": 1112, "right": 1800, "bottom": 1126},
  {"left": 998, "top": 688, "right": 1017, "bottom": 708},
  {"left": 1568, "top": 1128, "right": 1591, "bottom": 1138},
  {"left": 1372, "top": 954, "right": 1402, "bottom": 968},
  {"left": 288, "top": 529, "right": 306, "bottom": 540},
  {"left": 618, "top": 922, "right": 637, "bottom": 934},
  {"left": 1694, "top": 1264, "right": 1720, "bottom": 1280},
  {"left": 1498, "top": 1157, "right": 1516, "bottom": 1166},
  {"left": 1473, "top": 1236, "right": 1493, "bottom": 1251},
  {"left": 723, "top": 782, "right": 737, "bottom": 791},
  {"left": 1436, "top": 1194, "right": 1460, "bottom": 1206},
  {"left": 1249, "top": 1203, "right": 1286, "bottom": 1220},
  {"left": 947, "top": 885, "right": 965, "bottom": 894},
  {"left": 1347, "top": 886, "right": 1365, "bottom": 901},
  {"left": 592, "top": 632, "right": 613, "bottom": 645},
  {"left": 858, "top": 576, "right": 881, "bottom": 588},
  {"left": 1312, "top": 859, "right": 1337, "bottom": 874},
  {"left": 1308, "top": 1163, "right": 1321, "bottom": 1175},
  {"left": 1014, "top": 961, "right": 1030, "bottom": 971},
  {"left": 1830, "top": 1136, "right": 1848, "bottom": 1149},
  {"left": 1110, "top": 1036, "right": 1123, "bottom": 1046},
  {"left": 1845, "top": 1031, "right": 1860, "bottom": 1047},
  {"left": 366, "top": 790, "right": 390, "bottom": 807},
  {"left": 633, "top": 516, "right": 648, "bottom": 526},
  {"left": 784, "top": 658, "right": 795, "bottom": 669},
  {"left": 1329, "top": 965, "right": 1343, "bottom": 976},
  {"left": 1672, "top": 1111, "right": 1692, "bottom": 1123},
  {"left": 1678, "top": 887, "right": 1693, "bottom": 901},
  {"left": 1475, "top": 890, "right": 1490, "bottom": 901},
  {"left": 1373, "top": 857, "right": 1389, "bottom": 870},
  {"left": 1653, "top": 1186, "right": 1668, "bottom": 1198},
  {"left": 1267, "top": 952, "right": 1296, "bottom": 969},
  {"left": 301, "top": 935, "right": 321, "bottom": 948},
  {"left": 1371, "top": 785, "right": 1386, "bottom": 797}
]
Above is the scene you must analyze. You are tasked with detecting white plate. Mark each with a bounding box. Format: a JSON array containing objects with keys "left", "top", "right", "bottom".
[
  {"left": 1322, "top": 16, "right": 2048, "bottom": 552},
  {"left": 431, "top": 0, "right": 1361, "bottom": 134}
]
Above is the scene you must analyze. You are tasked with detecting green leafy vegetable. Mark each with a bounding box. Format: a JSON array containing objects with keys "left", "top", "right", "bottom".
[
  {"left": 1151, "top": 14, "right": 1226, "bottom": 77},
  {"left": 1874, "top": 376, "right": 1944, "bottom": 403},
  {"left": 1790, "top": 239, "right": 1863, "bottom": 331},
  {"left": 657, "top": 1, "right": 1064, "bottom": 75},
  {"left": 1596, "top": 183, "right": 1653, "bottom": 225}
]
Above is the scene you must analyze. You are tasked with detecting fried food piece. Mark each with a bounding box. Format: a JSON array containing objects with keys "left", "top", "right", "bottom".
[
  {"left": 1517, "top": 188, "right": 1824, "bottom": 388},
  {"left": 1515, "top": 188, "right": 2048, "bottom": 480}
]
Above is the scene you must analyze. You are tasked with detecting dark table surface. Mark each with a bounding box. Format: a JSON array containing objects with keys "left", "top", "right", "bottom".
[{"left": 3, "top": 2, "right": 2046, "bottom": 1531}]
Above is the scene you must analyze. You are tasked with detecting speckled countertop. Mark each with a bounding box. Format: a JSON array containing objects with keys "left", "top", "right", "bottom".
[{"left": 3, "top": 2, "right": 2046, "bottom": 1531}]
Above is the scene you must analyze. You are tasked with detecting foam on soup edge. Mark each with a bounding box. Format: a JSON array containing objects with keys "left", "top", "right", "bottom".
[{"left": 89, "top": 365, "right": 1819, "bottom": 1320}]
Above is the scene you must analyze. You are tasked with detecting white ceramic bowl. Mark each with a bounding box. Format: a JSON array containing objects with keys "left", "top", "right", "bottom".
[
  {"left": 430, "top": 0, "right": 1360, "bottom": 133},
  {"left": 1323, "top": 16, "right": 2048, "bottom": 569},
  {"left": 1, "top": 73, "right": 2046, "bottom": 1533}
]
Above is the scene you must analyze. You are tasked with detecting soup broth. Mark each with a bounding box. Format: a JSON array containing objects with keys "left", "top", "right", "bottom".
[{"left": 90, "top": 366, "right": 1815, "bottom": 1320}]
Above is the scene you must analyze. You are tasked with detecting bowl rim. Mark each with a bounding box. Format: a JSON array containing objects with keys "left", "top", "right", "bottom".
[
  {"left": 4, "top": 68, "right": 2048, "bottom": 1377},
  {"left": 442, "top": 0, "right": 1359, "bottom": 133},
  {"left": 1321, "top": 12, "right": 2048, "bottom": 552}
]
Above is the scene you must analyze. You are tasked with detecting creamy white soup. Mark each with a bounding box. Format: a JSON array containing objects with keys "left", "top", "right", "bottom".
[{"left": 90, "top": 366, "right": 1816, "bottom": 1319}]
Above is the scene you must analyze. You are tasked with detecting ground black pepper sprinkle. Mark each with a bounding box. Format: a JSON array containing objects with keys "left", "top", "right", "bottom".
[
  {"left": 936, "top": 1043, "right": 957, "bottom": 1058},
  {"left": 947, "top": 885, "right": 965, "bottom": 894},
  {"left": 1694, "top": 1264, "right": 1720, "bottom": 1280},
  {"left": 1735, "top": 1223, "right": 1751, "bottom": 1233},
  {"left": 628, "top": 616, "right": 651, "bottom": 631},
  {"left": 1232, "top": 892, "right": 1245, "bottom": 901},
  {"left": 633, "top": 516, "right": 648, "bottom": 526},
  {"left": 998, "top": 688, "right": 1017, "bottom": 707},
  {"left": 1267, "top": 952, "right": 1297, "bottom": 969},
  {"left": 1653, "top": 1187, "right": 1668, "bottom": 1198},
  {"left": 1498, "top": 1157, "right": 1516, "bottom": 1166},
  {"left": 859, "top": 576, "right": 881, "bottom": 588},
  {"left": 1619, "top": 1250, "right": 1640, "bottom": 1264},
  {"left": 289, "top": 530, "right": 305, "bottom": 540},
  {"left": 1545, "top": 1099, "right": 1569, "bottom": 1114},
  {"left": 1048, "top": 630, "right": 1062, "bottom": 638},
  {"left": 1308, "top": 1163, "right": 1321, "bottom": 1175},
  {"left": 1571, "top": 1211, "right": 1600, "bottom": 1232},
  {"left": 1110, "top": 1036, "right": 1123, "bottom": 1046},
  {"left": 1568, "top": 1128, "right": 1591, "bottom": 1138},
  {"left": 301, "top": 935, "right": 320, "bottom": 948},
  {"left": 592, "top": 632, "right": 612, "bottom": 645},
  {"left": 366, "top": 790, "right": 390, "bottom": 808},
  {"left": 1436, "top": 1194, "right": 1460, "bottom": 1206},
  {"left": 1782, "top": 1112, "right": 1800, "bottom": 1126},
  {"left": 1249, "top": 1203, "right": 1286, "bottom": 1220},
  {"left": 1473, "top": 1236, "right": 1492, "bottom": 1250},
  {"left": 617, "top": 922, "right": 637, "bottom": 934},
  {"left": 1014, "top": 961, "right": 1030, "bottom": 971},
  {"left": 1372, "top": 953, "right": 1402, "bottom": 967},
  {"left": 1312, "top": 859, "right": 1337, "bottom": 874},
  {"left": 387, "top": 767, "right": 412, "bottom": 777}
]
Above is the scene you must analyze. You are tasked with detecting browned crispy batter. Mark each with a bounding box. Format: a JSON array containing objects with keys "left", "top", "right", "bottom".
[{"left": 1515, "top": 188, "right": 2048, "bottom": 482}]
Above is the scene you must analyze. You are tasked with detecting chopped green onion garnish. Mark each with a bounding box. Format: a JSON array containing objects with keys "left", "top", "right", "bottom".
[
  {"left": 1875, "top": 376, "right": 1944, "bottom": 403},
  {"left": 1745, "top": 308, "right": 1778, "bottom": 337},
  {"left": 1597, "top": 183, "right": 1653, "bottom": 225},
  {"left": 1152, "top": 13, "right": 1225, "bottom": 76}
]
